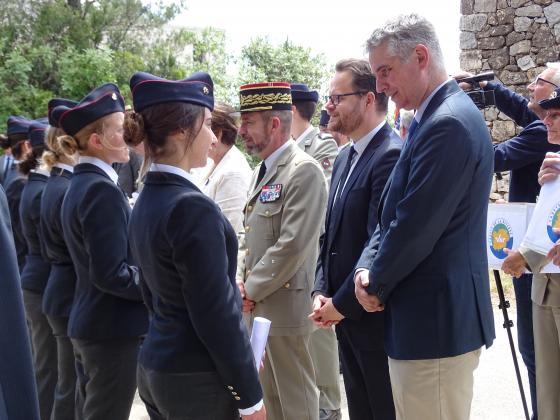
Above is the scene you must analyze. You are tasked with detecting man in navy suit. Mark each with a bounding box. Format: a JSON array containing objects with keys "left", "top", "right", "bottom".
[
  {"left": 311, "top": 58, "right": 401, "bottom": 420},
  {"left": 354, "top": 14, "right": 495, "bottom": 420}
]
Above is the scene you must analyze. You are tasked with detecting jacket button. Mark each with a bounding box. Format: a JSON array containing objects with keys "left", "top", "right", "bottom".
[
  {"left": 245, "top": 226, "right": 251, "bottom": 232},
  {"left": 232, "top": 392, "right": 237, "bottom": 395},
  {"left": 248, "top": 205, "right": 253, "bottom": 211},
  {"left": 234, "top": 396, "right": 241, "bottom": 401},
  {"left": 246, "top": 249, "right": 250, "bottom": 256},
  {"left": 227, "top": 386, "right": 233, "bottom": 390},
  {"left": 265, "top": 210, "right": 270, "bottom": 216},
  {"left": 284, "top": 283, "right": 290, "bottom": 288}
]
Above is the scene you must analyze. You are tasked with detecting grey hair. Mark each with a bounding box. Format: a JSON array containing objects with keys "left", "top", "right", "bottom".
[
  {"left": 261, "top": 110, "right": 292, "bottom": 136},
  {"left": 546, "top": 62, "right": 560, "bottom": 87},
  {"left": 365, "top": 13, "right": 445, "bottom": 72},
  {"left": 399, "top": 109, "right": 415, "bottom": 131}
]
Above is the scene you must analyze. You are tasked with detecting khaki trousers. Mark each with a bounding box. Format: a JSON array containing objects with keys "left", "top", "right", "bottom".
[
  {"left": 388, "top": 348, "right": 481, "bottom": 420},
  {"left": 261, "top": 334, "right": 319, "bottom": 420},
  {"left": 309, "top": 327, "right": 341, "bottom": 410},
  {"left": 533, "top": 302, "right": 560, "bottom": 420}
]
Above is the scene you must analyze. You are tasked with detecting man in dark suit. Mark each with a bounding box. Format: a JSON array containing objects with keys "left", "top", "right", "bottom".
[
  {"left": 354, "top": 14, "right": 495, "bottom": 420},
  {"left": 311, "top": 58, "right": 401, "bottom": 420},
  {"left": 0, "top": 184, "right": 40, "bottom": 420}
]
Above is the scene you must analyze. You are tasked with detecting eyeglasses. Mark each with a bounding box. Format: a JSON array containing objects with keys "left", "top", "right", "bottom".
[
  {"left": 324, "top": 92, "right": 366, "bottom": 106},
  {"left": 531, "top": 77, "right": 558, "bottom": 89}
]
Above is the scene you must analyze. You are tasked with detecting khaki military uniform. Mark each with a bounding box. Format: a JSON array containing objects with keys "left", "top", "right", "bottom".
[
  {"left": 520, "top": 246, "right": 560, "bottom": 420},
  {"left": 296, "top": 127, "right": 342, "bottom": 412},
  {"left": 239, "top": 141, "right": 327, "bottom": 420}
]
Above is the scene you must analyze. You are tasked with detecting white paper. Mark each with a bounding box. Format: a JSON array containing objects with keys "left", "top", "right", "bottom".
[
  {"left": 250, "top": 317, "right": 271, "bottom": 369},
  {"left": 522, "top": 178, "right": 560, "bottom": 255},
  {"left": 486, "top": 203, "right": 530, "bottom": 269}
]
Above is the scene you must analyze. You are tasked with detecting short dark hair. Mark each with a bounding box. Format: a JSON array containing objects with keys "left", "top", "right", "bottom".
[
  {"left": 335, "top": 58, "right": 388, "bottom": 113},
  {"left": 292, "top": 100, "right": 317, "bottom": 122}
]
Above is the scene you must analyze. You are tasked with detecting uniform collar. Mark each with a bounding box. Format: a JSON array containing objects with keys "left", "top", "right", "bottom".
[
  {"left": 352, "top": 120, "right": 386, "bottom": 157},
  {"left": 294, "top": 125, "right": 316, "bottom": 146},
  {"left": 149, "top": 162, "right": 197, "bottom": 184},
  {"left": 54, "top": 163, "right": 74, "bottom": 173},
  {"left": 264, "top": 139, "right": 295, "bottom": 170},
  {"left": 78, "top": 156, "right": 119, "bottom": 184}
]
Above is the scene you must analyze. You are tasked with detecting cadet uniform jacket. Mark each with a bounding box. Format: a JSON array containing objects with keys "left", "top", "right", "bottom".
[
  {"left": 296, "top": 127, "right": 338, "bottom": 185},
  {"left": 239, "top": 142, "right": 328, "bottom": 336},
  {"left": 5, "top": 172, "right": 27, "bottom": 272},
  {"left": 61, "top": 163, "right": 147, "bottom": 340},
  {"left": 19, "top": 172, "right": 51, "bottom": 293},
  {"left": 40, "top": 167, "right": 76, "bottom": 317}
]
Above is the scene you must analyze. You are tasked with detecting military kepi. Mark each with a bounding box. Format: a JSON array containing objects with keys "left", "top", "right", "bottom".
[
  {"left": 48, "top": 98, "right": 78, "bottom": 128},
  {"left": 54, "top": 83, "right": 125, "bottom": 137},
  {"left": 130, "top": 71, "right": 214, "bottom": 112},
  {"left": 7, "top": 116, "right": 34, "bottom": 145},
  {"left": 540, "top": 87, "right": 560, "bottom": 109},
  {"left": 290, "top": 83, "right": 319, "bottom": 103},
  {"left": 28, "top": 122, "right": 48, "bottom": 148},
  {"left": 239, "top": 82, "right": 292, "bottom": 113}
]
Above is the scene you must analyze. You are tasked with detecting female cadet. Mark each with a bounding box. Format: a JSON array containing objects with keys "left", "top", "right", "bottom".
[
  {"left": 201, "top": 102, "right": 252, "bottom": 234},
  {"left": 5, "top": 116, "right": 33, "bottom": 271},
  {"left": 53, "top": 84, "right": 148, "bottom": 420},
  {"left": 40, "top": 98, "right": 78, "bottom": 420},
  {"left": 18, "top": 121, "right": 58, "bottom": 420},
  {"left": 126, "top": 71, "right": 265, "bottom": 420}
]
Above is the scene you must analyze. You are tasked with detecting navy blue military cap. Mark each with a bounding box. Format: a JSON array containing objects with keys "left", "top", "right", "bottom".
[
  {"left": 130, "top": 71, "right": 214, "bottom": 112},
  {"left": 55, "top": 83, "right": 125, "bottom": 137},
  {"left": 7, "top": 116, "right": 34, "bottom": 146},
  {"left": 290, "top": 83, "right": 319, "bottom": 103},
  {"left": 28, "top": 122, "right": 47, "bottom": 148},
  {"left": 319, "top": 110, "right": 330, "bottom": 127},
  {"left": 540, "top": 87, "right": 560, "bottom": 110},
  {"left": 48, "top": 98, "right": 78, "bottom": 127}
]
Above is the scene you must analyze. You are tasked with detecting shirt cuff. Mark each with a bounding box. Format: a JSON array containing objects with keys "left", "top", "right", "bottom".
[{"left": 238, "top": 399, "right": 263, "bottom": 416}]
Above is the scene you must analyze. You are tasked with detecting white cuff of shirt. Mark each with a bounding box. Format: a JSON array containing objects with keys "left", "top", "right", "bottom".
[{"left": 238, "top": 399, "right": 263, "bottom": 416}]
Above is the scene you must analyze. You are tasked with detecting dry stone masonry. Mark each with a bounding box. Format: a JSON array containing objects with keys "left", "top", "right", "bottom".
[{"left": 460, "top": 0, "right": 560, "bottom": 200}]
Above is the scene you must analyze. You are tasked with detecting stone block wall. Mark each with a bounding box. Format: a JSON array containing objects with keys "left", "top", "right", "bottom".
[{"left": 460, "top": 0, "right": 560, "bottom": 200}]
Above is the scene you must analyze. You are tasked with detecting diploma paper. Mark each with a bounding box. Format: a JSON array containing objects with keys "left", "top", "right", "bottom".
[
  {"left": 250, "top": 317, "right": 271, "bottom": 369},
  {"left": 522, "top": 178, "right": 560, "bottom": 255},
  {"left": 486, "top": 203, "right": 530, "bottom": 269}
]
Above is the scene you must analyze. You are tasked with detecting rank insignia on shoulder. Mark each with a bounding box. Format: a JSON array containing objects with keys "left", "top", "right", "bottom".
[
  {"left": 321, "top": 158, "right": 331, "bottom": 169},
  {"left": 260, "top": 184, "right": 282, "bottom": 203}
]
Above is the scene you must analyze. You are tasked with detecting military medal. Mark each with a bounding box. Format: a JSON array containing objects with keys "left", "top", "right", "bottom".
[{"left": 259, "top": 184, "right": 282, "bottom": 203}]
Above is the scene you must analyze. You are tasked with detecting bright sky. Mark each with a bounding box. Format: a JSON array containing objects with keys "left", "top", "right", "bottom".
[{"left": 173, "top": 0, "right": 462, "bottom": 76}]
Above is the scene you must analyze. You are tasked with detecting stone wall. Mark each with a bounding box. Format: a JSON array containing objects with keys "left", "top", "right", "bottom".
[{"left": 460, "top": 0, "right": 560, "bottom": 200}]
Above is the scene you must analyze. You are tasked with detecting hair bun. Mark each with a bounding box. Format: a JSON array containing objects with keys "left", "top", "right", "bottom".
[{"left": 124, "top": 110, "right": 147, "bottom": 147}]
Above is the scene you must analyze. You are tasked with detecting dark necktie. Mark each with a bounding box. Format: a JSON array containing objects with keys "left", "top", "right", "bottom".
[
  {"left": 256, "top": 161, "right": 267, "bottom": 186},
  {"left": 334, "top": 145, "right": 356, "bottom": 203},
  {"left": 407, "top": 117, "right": 419, "bottom": 141}
]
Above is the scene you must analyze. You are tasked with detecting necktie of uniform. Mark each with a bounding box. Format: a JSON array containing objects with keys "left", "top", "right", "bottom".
[
  {"left": 407, "top": 117, "right": 419, "bottom": 141},
  {"left": 335, "top": 145, "right": 356, "bottom": 203},
  {"left": 256, "top": 161, "right": 267, "bottom": 186}
]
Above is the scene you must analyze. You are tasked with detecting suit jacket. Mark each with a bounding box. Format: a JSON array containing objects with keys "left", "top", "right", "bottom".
[
  {"left": 129, "top": 171, "right": 262, "bottom": 410},
  {"left": 201, "top": 145, "right": 252, "bottom": 234},
  {"left": 61, "top": 163, "right": 147, "bottom": 340},
  {"left": 0, "top": 155, "right": 9, "bottom": 185},
  {"left": 239, "top": 141, "right": 328, "bottom": 336},
  {"left": 296, "top": 127, "right": 338, "bottom": 185},
  {"left": 357, "top": 81, "right": 496, "bottom": 360},
  {"left": 40, "top": 168, "right": 76, "bottom": 317},
  {"left": 19, "top": 172, "right": 51, "bottom": 294},
  {"left": 488, "top": 81, "right": 560, "bottom": 203},
  {"left": 5, "top": 172, "right": 27, "bottom": 272},
  {"left": 0, "top": 185, "right": 40, "bottom": 420},
  {"left": 315, "top": 122, "right": 402, "bottom": 322}
]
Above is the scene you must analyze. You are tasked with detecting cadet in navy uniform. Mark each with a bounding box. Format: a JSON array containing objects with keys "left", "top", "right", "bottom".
[
  {"left": 0, "top": 184, "right": 40, "bottom": 420},
  {"left": 19, "top": 121, "right": 58, "bottom": 420},
  {"left": 5, "top": 116, "right": 33, "bottom": 271},
  {"left": 40, "top": 98, "right": 79, "bottom": 420},
  {"left": 126, "top": 71, "right": 265, "bottom": 420},
  {"left": 54, "top": 84, "right": 148, "bottom": 420}
]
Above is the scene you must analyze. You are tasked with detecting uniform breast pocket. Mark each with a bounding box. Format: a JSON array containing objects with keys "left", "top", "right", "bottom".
[{"left": 256, "top": 203, "right": 283, "bottom": 240}]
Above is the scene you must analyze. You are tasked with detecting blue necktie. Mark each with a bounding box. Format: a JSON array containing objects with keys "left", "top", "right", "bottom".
[{"left": 407, "top": 118, "right": 419, "bottom": 141}]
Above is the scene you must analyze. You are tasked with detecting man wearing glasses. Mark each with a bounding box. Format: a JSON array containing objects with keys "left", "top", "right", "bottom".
[
  {"left": 311, "top": 58, "right": 401, "bottom": 419},
  {"left": 457, "top": 62, "right": 560, "bottom": 420}
]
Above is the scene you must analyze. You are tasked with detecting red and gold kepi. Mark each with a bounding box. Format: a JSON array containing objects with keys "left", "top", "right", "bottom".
[{"left": 239, "top": 82, "right": 292, "bottom": 113}]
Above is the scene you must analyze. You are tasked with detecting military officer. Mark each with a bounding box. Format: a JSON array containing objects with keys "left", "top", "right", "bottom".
[
  {"left": 237, "top": 82, "right": 328, "bottom": 420},
  {"left": 290, "top": 83, "right": 342, "bottom": 420}
]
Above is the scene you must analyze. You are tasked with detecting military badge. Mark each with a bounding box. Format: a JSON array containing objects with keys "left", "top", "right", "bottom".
[
  {"left": 321, "top": 158, "right": 331, "bottom": 170},
  {"left": 552, "top": 90, "right": 558, "bottom": 99},
  {"left": 260, "top": 184, "right": 282, "bottom": 203}
]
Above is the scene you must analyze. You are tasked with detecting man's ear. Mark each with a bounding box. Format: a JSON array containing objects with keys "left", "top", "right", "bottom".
[{"left": 414, "top": 44, "right": 430, "bottom": 71}]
